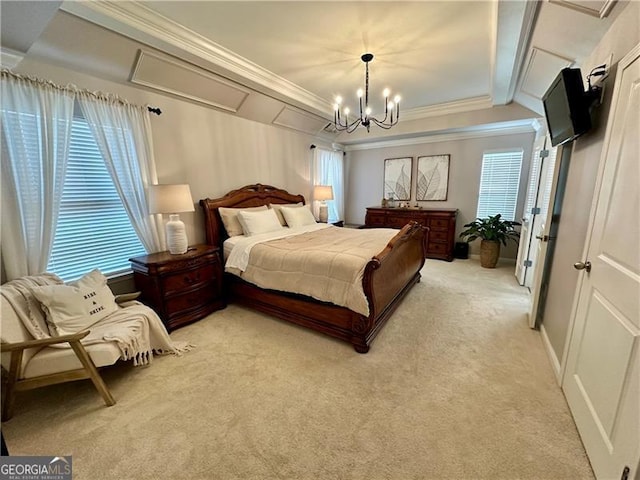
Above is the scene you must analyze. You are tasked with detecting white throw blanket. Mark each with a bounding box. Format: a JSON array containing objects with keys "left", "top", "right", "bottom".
[{"left": 1, "top": 274, "right": 191, "bottom": 367}]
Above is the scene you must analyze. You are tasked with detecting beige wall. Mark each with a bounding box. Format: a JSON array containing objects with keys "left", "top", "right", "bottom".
[
  {"left": 14, "top": 59, "right": 324, "bottom": 248},
  {"left": 345, "top": 132, "right": 536, "bottom": 259},
  {"left": 541, "top": 1, "right": 639, "bottom": 366}
]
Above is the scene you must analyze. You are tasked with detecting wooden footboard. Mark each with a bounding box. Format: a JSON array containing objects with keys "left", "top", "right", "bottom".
[
  {"left": 226, "top": 221, "right": 426, "bottom": 353},
  {"left": 201, "top": 184, "right": 427, "bottom": 353}
]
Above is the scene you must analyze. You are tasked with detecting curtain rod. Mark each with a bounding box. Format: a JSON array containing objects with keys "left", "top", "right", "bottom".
[{"left": 1, "top": 69, "right": 162, "bottom": 116}]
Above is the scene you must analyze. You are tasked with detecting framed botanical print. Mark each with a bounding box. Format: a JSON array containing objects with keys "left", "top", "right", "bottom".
[
  {"left": 383, "top": 157, "right": 412, "bottom": 201},
  {"left": 417, "top": 154, "right": 450, "bottom": 201}
]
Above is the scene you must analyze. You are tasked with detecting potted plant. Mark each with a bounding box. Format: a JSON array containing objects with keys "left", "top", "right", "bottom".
[{"left": 459, "top": 214, "right": 521, "bottom": 268}]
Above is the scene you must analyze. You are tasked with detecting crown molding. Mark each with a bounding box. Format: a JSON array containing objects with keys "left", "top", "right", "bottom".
[
  {"left": 343, "top": 120, "right": 537, "bottom": 151},
  {"left": 60, "top": 0, "right": 333, "bottom": 117},
  {"left": 401, "top": 96, "right": 493, "bottom": 121},
  {"left": 0, "top": 48, "right": 24, "bottom": 69}
]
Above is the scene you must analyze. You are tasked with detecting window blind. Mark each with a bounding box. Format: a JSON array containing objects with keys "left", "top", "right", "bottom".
[
  {"left": 476, "top": 150, "right": 524, "bottom": 221},
  {"left": 46, "top": 118, "right": 146, "bottom": 281}
]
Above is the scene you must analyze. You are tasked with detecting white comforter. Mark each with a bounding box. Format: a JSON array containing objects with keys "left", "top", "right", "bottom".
[{"left": 224, "top": 225, "right": 398, "bottom": 315}]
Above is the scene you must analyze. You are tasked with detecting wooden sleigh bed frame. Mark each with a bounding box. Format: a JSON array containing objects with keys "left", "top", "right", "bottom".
[{"left": 200, "top": 184, "right": 426, "bottom": 353}]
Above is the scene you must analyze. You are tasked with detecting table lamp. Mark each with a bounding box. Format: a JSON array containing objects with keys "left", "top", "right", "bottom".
[
  {"left": 148, "top": 184, "right": 195, "bottom": 254},
  {"left": 314, "top": 185, "right": 334, "bottom": 223}
]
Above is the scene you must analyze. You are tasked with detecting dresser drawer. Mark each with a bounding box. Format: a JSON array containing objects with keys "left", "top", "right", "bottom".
[
  {"left": 365, "top": 213, "right": 386, "bottom": 226},
  {"left": 427, "top": 242, "right": 448, "bottom": 254},
  {"left": 428, "top": 218, "right": 450, "bottom": 230},
  {"left": 163, "top": 263, "right": 217, "bottom": 294},
  {"left": 429, "top": 230, "right": 449, "bottom": 243},
  {"left": 386, "top": 216, "right": 412, "bottom": 228}
]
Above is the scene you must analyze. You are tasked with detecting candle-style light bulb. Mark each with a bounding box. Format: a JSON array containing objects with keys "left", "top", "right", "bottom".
[
  {"left": 365, "top": 107, "right": 372, "bottom": 116},
  {"left": 344, "top": 107, "right": 350, "bottom": 116},
  {"left": 335, "top": 95, "right": 342, "bottom": 105},
  {"left": 357, "top": 89, "right": 363, "bottom": 98},
  {"left": 383, "top": 88, "right": 390, "bottom": 98},
  {"left": 394, "top": 95, "right": 401, "bottom": 104},
  {"left": 388, "top": 101, "right": 395, "bottom": 110}
]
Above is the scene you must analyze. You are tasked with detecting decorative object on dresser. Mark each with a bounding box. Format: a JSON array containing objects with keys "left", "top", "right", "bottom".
[
  {"left": 313, "top": 185, "right": 334, "bottom": 223},
  {"left": 365, "top": 206, "right": 458, "bottom": 261},
  {"left": 148, "top": 184, "right": 195, "bottom": 254},
  {"left": 129, "top": 244, "right": 225, "bottom": 331},
  {"left": 200, "top": 184, "right": 426, "bottom": 353},
  {"left": 417, "top": 155, "right": 450, "bottom": 201},
  {"left": 383, "top": 157, "right": 412, "bottom": 201}
]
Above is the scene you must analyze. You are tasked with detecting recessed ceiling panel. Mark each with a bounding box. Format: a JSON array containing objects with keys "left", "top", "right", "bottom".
[
  {"left": 549, "top": 0, "right": 616, "bottom": 18},
  {"left": 521, "top": 48, "right": 574, "bottom": 99},
  {"left": 273, "top": 107, "right": 327, "bottom": 136},
  {"left": 131, "top": 50, "right": 249, "bottom": 112}
]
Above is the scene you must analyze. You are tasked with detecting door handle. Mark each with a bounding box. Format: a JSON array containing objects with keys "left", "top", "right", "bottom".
[
  {"left": 536, "top": 234, "right": 549, "bottom": 241},
  {"left": 573, "top": 261, "right": 592, "bottom": 273}
]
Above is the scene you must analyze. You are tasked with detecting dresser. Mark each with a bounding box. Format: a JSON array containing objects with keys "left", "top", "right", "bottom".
[
  {"left": 365, "top": 207, "right": 458, "bottom": 261},
  {"left": 129, "top": 244, "right": 225, "bottom": 331}
]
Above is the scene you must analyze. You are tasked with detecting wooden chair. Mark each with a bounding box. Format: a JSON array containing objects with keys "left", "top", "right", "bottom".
[
  {"left": 1, "top": 331, "right": 115, "bottom": 421},
  {"left": 0, "top": 275, "right": 124, "bottom": 421}
]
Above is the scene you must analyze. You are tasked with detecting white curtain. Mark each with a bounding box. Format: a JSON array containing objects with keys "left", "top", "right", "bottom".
[
  {"left": 77, "top": 94, "right": 164, "bottom": 253},
  {"left": 312, "top": 147, "right": 344, "bottom": 223},
  {"left": 0, "top": 73, "right": 75, "bottom": 280}
]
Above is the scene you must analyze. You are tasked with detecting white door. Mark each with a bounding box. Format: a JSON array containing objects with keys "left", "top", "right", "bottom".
[
  {"left": 516, "top": 134, "right": 546, "bottom": 285},
  {"left": 527, "top": 143, "right": 563, "bottom": 327},
  {"left": 562, "top": 44, "right": 640, "bottom": 480}
]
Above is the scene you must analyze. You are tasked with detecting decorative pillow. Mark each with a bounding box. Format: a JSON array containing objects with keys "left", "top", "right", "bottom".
[
  {"left": 269, "top": 203, "right": 303, "bottom": 226},
  {"left": 219, "top": 205, "right": 268, "bottom": 237},
  {"left": 281, "top": 205, "right": 317, "bottom": 228},
  {"left": 237, "top": 208, "right": 284, "bottom": 236},
  {"left": 31, "top": 269, "right": 119, "bottom": 336}
]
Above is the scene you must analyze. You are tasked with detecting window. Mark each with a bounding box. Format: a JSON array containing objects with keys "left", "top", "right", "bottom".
[
  {"left": 312, "top": 148, "right": 344, "bottom": 223},
  {"left": 476, "top": 150, "right": 524, "bottom": 221},
  {"left": 46, "top": 117, "right": 146, "bottom": 281}
]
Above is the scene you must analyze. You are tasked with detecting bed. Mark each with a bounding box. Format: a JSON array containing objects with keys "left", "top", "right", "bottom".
[{"left": 200, "top": 184, "right": 426, "bottom": 353}]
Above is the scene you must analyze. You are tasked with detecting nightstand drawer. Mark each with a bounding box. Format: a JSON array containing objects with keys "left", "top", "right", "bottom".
[
  {"left": 130, "top": 244, "right": 226, "bottom": 331},
  {"left": 163, "top": 264, "right": 217, "bottom": 294},
  {"left": 165, "top": 284, "right": 216, "bottom": 317}
]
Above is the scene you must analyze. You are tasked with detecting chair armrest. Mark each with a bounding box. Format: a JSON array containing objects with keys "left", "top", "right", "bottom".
[
  {"left": 1, "top": 330, "right": 90, "bottom": 352},
  {"left": 114, "top": 292, "right": 141, "bottom": 304}
]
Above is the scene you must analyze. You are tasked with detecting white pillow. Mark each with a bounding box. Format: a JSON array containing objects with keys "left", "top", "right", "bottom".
[
  {"left": 281, "top": 205, "right": 317, "bottom": 228},
  {"left": 219, "top": 205, "right": 268, "bottom": 237},
  {"left": 269, "top": 203, "right": 303, "bottom": 226},
  {"left": 31, "top": 269, "right": 119, "bottom": 336},
  {"left": 237, "top": 208, "right": 284, "bottom": 236}
]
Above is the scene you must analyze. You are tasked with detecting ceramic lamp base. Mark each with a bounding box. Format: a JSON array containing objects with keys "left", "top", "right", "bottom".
[
  {"left": 318, "top": 203, "right": 328, "bottom": 223},
  {"left": 166, "top": 214, "right": 188, "bottom": 254}
]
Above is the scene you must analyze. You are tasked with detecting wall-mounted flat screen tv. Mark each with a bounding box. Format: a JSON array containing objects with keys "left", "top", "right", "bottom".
[{"left": 542, "top": 68, "right": 593, "bottom": 147}]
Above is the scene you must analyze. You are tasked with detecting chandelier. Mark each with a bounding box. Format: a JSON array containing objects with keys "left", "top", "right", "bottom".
[{"left": 333, "top": 53, "right": 401, "bottom": 133}]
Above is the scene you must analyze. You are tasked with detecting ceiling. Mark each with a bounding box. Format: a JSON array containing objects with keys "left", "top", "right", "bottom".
[{"left": 0, "top": 1, "right": 624, "bottom": 145}]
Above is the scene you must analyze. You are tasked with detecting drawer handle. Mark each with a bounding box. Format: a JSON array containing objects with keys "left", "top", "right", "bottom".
[{"left": 184, "top": 272, "right": 201, "bottom": 285}]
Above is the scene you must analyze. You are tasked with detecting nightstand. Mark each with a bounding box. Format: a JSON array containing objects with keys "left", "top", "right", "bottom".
[{"left": 129, "top": 244, "right": 225, "bottom": 331}]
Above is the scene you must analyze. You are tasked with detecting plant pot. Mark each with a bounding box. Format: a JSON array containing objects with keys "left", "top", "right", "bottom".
[{"left": 480, "top": 240, "right": 500, "bottom": 268}]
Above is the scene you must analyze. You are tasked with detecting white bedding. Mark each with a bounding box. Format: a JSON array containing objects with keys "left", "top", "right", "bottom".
[{"left": 224, "top": 223, "right": 330, "bottom": 270}]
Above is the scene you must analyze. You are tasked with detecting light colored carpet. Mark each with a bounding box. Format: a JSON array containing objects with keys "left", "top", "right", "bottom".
[{"left": 2, "top": 259, "right": 594, "bottom": 480}]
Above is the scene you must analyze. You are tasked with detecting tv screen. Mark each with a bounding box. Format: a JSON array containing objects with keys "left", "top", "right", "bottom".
[{"left": 542, "top": 68, "right": 592, "bottom": 147}]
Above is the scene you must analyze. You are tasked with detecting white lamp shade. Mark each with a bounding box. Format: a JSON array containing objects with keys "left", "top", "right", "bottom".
[
  {"left": 314, "top": 185, "right": 334, "bottom": 201},
  {"left": 148, "top": 184, "right": 195, "bottom": 214}
]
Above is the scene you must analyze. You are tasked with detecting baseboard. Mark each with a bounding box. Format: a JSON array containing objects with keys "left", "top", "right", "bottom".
[
  {"left": 540, "top": 323, "right": 562, "bottom": 385},
  {"left": 468, "top": 254, "right": 516, "bottom": 266}
]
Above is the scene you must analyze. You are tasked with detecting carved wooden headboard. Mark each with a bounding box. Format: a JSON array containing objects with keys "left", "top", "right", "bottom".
[{"left": 199, "top": 183, "right": 306, "bottom": 248}]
